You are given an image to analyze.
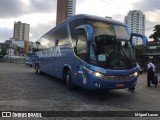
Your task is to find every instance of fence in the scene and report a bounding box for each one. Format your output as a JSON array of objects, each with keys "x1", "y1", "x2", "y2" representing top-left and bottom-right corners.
[{"x1": 2, "y1": 57, "x2": 26, "y2": 64}]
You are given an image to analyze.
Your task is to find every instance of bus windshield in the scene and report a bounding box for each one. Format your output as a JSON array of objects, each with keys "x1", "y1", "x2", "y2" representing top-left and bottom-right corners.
[{"x1": 88, "y1": 20, "x2": 136, "y2": 69}]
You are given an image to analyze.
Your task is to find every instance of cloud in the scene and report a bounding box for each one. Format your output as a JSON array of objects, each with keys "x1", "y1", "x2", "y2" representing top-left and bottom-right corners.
[
  {"x1": 0, "y1": 0, "x2": 57, "y2": 42},
  {"x1": 0, "y1": 0, "x2": 57, "y2": 18},
  {"x1": 0, "y1": 28, "x2": 12, "y2": 42},
  {"x1": 145, "y1": 10, "x2": 160, "y2": 23},
  {"x1": 1, "y1": 0, "x2": 160, "y2": 43},
  {"x1": 0, "y1": 0, "x2": 22, "y2": 18},
  {"x1": 129, "y1": 0, "x2": 160, "y2": 40},
  {"x1": 30, "y1": 0, "x2": 57, "y2": 13},
  {"x1": 112, "y1": 14, "x2": 125, "y2": 23},
  {"x1": 18, "y1": 12, "x2": 56, "y2": 27},
  {"x1": 131, "y1": 0, "x2": 160, "y2": 12},
  {"x1": 30, "y1": 21, "x2": 56, "y2": 42}
]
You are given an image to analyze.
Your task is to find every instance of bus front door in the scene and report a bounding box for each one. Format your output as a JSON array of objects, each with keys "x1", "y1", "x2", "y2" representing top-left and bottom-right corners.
[
  {"x1": 74, "y1": 31, "x2": 89, "y2": 86},
  {"x1": 73, "y1": 58, "x2": 88, "y2": 86}
]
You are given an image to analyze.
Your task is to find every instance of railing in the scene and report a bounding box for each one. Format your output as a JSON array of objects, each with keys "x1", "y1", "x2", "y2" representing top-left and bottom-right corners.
[{"x1": 2, "y1": 57, "x2": 26, "y2": 64}]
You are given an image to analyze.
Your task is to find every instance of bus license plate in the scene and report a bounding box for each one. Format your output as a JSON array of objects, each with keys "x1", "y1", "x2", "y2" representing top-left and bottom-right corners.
[{"x1": 116, "y1": 83, "x2": 124, "y2": 87}]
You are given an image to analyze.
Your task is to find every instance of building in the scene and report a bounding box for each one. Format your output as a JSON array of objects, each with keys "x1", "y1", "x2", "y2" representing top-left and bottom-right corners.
[
  {"x1": 56, "y1": 0, "x2": 76, "y2": 25},
  {"x1": 136, "y1": 41, "x2": 160, "y2": 72},
  {"x1": 4, "y1": 39, "x2": 24, "y2": 56},
  {"x1": 124, "y1": 10, "x2": 145, "y2": 45},
  {"x1": 13, "y1": 21, "x2": 30, "y2": 41},
  {"x1": 13, "y1": 21, "x2": 30, "y2": 53}
]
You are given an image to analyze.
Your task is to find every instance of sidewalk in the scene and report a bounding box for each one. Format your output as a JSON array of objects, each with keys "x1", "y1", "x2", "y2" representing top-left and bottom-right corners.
[{"x1": 137, "y1": 72, "x2": 160, "y2": 85}]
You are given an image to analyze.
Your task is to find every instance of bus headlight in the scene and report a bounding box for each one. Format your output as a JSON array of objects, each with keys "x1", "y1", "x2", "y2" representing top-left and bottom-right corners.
[
  {"x1": 93, "y1": 72, "x2": 107, "y2": 79},
  {"x1": 94, "y1": 72, "x2": 102, "y2": 77},
  {"x1": 133, "y1": 72, "x2": 138, "y2": 77},
  {"x1": 83, "y1": 66, "x2": 106, "y2": 78}
]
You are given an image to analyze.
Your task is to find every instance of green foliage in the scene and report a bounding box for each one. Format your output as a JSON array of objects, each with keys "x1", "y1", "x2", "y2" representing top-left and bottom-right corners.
[
  {"x1": 135, "y1": 45, "x2": 147, "y2": 55},
  {"x1": 0, "y1": 46, "x2": 7, "y2": 56},
  {"x1": 149, "y1": 25, "x2": 160, "y2": 43}
]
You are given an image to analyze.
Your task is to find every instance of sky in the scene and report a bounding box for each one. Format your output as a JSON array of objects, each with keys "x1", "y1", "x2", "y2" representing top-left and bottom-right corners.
[{"x1": 0, "y1": 0, "x2": 160, "y2": 43}]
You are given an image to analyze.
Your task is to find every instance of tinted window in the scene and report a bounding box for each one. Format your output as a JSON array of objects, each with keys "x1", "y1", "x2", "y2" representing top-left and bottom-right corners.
[
  {"x1": 69, "y1": 19, "x2": 86, "y2": 47},
  {"x1": 54, "y1": 25, "x2": 69, "y2": 46},
  {"x1": 38, "y1": 24, "x2": 69, "y2": 49},
  {"x1": 114, "y1": 25, "x2": 130, "y2": 40}
]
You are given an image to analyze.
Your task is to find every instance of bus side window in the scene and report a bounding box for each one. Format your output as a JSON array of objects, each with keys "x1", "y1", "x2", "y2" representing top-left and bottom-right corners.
[{"x1": 76, "y1": 32, "x2": 88, "y2": 61}]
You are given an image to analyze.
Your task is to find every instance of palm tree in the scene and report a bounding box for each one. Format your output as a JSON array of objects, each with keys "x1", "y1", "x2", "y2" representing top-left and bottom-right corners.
[{"x1": 149, "y1": 25, "x2": 160, "y2": 43}]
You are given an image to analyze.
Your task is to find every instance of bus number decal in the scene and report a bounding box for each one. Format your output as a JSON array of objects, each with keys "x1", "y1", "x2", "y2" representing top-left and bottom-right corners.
[
  {"x1": 82, "y1": 75, "x2": 87, "y2": 84},
  {"x1": 78, "y1": 65, "x2": 83, "y2": 74}
]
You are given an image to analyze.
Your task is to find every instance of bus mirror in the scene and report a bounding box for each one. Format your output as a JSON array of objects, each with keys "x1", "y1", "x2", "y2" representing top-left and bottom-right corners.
[
  {"x1": 130, "y1": 33, "x2": 148, "y2": 47},
  {"x1": 76, "y1": 24, "x2": 93, "y2": 42}
]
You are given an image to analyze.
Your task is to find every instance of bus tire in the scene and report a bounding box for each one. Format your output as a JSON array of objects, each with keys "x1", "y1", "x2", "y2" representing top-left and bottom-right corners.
[
  {"x1": 64, "y1": 69, "x2": 75, "y2": 90},
  {"x1": 128, "y1": 87, "x2": 135, "y2": 92},
  {"x1": 34, "y1": 62, "x2": 37, "y2": 69},
  {"x1": 36, "y1": 64, "x2": 41, "y2": 74},
  {"x1": 131, "y1": 87, "x2": 135, "y2": 92}
]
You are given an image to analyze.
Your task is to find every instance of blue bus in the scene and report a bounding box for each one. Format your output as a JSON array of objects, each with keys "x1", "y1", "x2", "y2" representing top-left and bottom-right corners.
[{"x1": 34, "y1": 14, "x2": 147, "y2": 91}]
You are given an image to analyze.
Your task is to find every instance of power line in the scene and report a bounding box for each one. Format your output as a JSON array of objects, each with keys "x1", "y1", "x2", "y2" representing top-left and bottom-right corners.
[
  {"x1": 146, "y1": 0, "x2": 160, "y2": 10},
  {"x1": 100, "y1": 0, "x2": 122, "y2": 11}
]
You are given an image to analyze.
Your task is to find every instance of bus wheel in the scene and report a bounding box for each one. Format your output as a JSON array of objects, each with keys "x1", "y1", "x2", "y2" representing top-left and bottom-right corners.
[
  {"x1": 35, "y1": 66, "x2": 38, "y2": 74},
  {"x1": 36, "y1": 65, "x2": 41, "y2": 74},
  {"x1": 128, "y1": 87, "x2": 135, "y2": 92},
  {"x1": 64, "y1": 69, "x2": 75, "y2": 90},
  {"x1": 131, "y1": 87, "x2": 135, "y2": 92}
]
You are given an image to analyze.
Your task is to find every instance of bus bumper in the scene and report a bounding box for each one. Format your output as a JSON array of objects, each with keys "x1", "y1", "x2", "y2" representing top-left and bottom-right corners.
[{"x1": 82, "y1": 74, "x2": 137, "y2": 91}]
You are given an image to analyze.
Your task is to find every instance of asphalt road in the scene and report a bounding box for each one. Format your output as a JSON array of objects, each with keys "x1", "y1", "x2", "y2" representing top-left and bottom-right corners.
[{"x1": 0, "y1": 63, "x2": 160, "y2": 120}]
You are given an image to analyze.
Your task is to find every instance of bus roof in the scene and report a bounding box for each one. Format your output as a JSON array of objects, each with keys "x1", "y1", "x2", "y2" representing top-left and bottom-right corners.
[
  {"x1": 40, "y1": 14, "x2": 126, "y2": 39},
  {"x1": 67, "y1": 14, "x2": 126, "y2": 26}
]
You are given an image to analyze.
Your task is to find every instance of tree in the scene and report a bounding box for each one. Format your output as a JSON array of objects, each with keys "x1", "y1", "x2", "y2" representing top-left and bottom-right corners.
[
  {"x1": 0, "y1": 46, "x2": 7, "y2": 56},
  {"x1": 149, "y1": 25, "x2": 160, "y2": 43},
  {"x1": 135, "y1": 45, "x2": 146, "y2": 55}
]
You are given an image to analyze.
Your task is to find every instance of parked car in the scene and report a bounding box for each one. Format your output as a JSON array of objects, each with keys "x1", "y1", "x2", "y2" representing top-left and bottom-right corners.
[
  {"x1": 25, "y1": 57, "x2": 32, "y2": 67},
  {"x1": 26, "y1": 55, "x2": 39, "y2": 67}
]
